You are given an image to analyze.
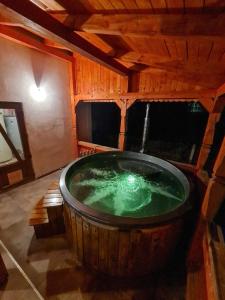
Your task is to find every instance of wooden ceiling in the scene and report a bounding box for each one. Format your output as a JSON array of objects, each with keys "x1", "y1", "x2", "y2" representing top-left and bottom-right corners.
[{"x1": 1, "y1": 0, "x2": 225, "y2": 91}]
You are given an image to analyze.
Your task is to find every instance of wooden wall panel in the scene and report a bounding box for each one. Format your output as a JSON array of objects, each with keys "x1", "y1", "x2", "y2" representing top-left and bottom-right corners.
[
  {"x1": 133, "y1": 72, "x2": 203, "y2": 93},
  {"x1": 74, "y1": 54, "x2": 204, "y2": 95},
  {"x1": 74, "y1": 54, "x2": 128, "y2": 95}
]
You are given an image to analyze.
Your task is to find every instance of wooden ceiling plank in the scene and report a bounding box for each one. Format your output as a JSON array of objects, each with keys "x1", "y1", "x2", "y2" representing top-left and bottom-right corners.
[
  {"x1": 208, "y1": 42, "x2": 225, "y2": 62},
  {"x1": 164, "y1": 39, "x2": 177, "y2": 58},
  {"x1": 136, "y1": 67, "x2": 224, "y2": 89},
  {"x1": 0, "y1": 1, "x2": 129, "y2": 76},
  {"x1": 198, "y1": 40, "x2": 214, "y2": 63},
  {"x1": 120, "y1": 0, "x2": 138, "y2": 10},
  {"x1": 85, "y1": 0, "x2": 104, "y2": 10},
  {"x1": 175, "y1": 40, "x2": 187, "y2": 61},
  {"x1": 185, "y1": 0, "x2": 204, "y2": 13},
  {"x1": 151, "y1": 0, "x2": 168, "y2": 13},
  {"x1": 188, "y1": 39, "x2": 199, "y2": 63},
  {"x1": 97, "y1": 0, "x2": 114, "y2": 10},
  {"x1": 69, "y1": 13, "x2": 225, "y2": 40},
  {"x1": 108, "y1": 0, "x2": 126, "y2": 11},
  {"x1": 166, "y1": 0, "x2": 184, "y2": 13},
  {"x1": 135, "y1": 0, "x2": 153, "y2": 10}
]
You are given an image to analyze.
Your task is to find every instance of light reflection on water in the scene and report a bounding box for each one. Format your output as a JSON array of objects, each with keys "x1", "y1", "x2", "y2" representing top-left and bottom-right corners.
[{"x1": 68, "y1": 158, "x2": 185, "y2": 218}]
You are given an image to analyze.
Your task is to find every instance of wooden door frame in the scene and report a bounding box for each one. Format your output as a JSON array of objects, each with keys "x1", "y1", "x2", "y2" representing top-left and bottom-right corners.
[{"x1": 0, "y1": 101, "x2": 34, "y2": 189}]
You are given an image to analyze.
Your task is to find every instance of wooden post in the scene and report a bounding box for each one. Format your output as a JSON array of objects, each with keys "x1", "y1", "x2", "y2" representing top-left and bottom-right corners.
[
  {"x1": 188, "y1": 136, "x2": 225, "y2": 269},
  {"x1": 69, "y1": 56, "x2": 78, "y2": 158},
  {"x1": 196, "y1": 113, "x2": 221, "y2": 170},
  {"x1": 118, "y1": 100, "x2": 127, "y2": 151},
  {"x1": 202, "y1": 136, "x2": 225, "y2": 221}
]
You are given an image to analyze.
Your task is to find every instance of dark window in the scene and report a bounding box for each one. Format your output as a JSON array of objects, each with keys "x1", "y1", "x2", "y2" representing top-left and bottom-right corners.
[
  {"x1": 126, "y1": 102, "x2": 208, "y2": 163},
  {"x1": 77, "y1": 102, "x2": 120, "y2": 148}
]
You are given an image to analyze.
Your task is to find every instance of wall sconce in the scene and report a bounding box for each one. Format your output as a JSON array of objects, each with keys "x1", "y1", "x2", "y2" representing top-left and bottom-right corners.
[{"x1": 30, "y1": 84, "x2": 46, "y2": 102}]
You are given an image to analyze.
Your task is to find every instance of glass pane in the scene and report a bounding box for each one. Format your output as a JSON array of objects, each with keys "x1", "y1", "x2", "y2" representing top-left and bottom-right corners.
[{"x1": 0, "y1": 108, "x2": 24, "y2": 167}]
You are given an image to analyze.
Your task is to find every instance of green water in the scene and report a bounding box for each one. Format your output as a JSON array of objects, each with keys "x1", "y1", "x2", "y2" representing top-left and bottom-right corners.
[{"x1": 68, "y1": 157, "x2": 186, "y2": 218}]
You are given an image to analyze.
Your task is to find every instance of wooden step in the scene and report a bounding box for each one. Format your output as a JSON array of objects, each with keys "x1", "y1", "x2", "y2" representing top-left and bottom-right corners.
[
  {"x1": 48, "y1": 181, "x2": 60, "y2": 190},
  {"x1": 29, "y1": 180, "x2": 65, "y2": 238},
  {"x1": 28, "y1": 203, "x2": 49, "y2": 226}
]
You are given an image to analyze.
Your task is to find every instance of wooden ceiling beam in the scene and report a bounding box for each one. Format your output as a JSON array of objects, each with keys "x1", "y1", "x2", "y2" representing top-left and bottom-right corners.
[
  {"x1": 0, "y1": 25, "x2": 73, "y2": 62},
  {"x1": 0, "y1": 1, "x2": 130, "y2": 76},
  {"x1": 74, "y1": 90, "x2": 216, "y2": 101},
  {"x1": 55, "y1": 13, "x2": 225, "y2": 40}
]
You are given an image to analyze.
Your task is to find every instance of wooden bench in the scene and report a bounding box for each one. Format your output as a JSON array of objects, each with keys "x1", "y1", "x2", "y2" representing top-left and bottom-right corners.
[{"x1": 29, "y1": 181, "x2": 65, "y2": 238}]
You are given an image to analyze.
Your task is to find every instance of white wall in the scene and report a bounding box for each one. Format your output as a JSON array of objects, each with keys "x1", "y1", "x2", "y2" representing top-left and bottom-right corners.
[{"x1": 0, "y1": 36, "x2": 74, "y2": 177}]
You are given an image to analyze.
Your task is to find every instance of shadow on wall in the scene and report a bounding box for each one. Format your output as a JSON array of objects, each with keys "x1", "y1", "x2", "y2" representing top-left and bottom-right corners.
[{"x1": 30, "y1": 48, "x2": 48, "y2": 88}]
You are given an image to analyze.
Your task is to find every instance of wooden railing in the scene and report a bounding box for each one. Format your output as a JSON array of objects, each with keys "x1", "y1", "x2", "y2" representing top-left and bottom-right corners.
[{"x1": 78, "y1": 141, "x2": 118, "y2": 157}]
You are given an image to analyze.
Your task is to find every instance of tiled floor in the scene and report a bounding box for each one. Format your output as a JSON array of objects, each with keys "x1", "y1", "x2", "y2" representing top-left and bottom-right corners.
[
  {"x1": 0, "y1": 241, "x2": 43, "y2": 300},
  {"x1": 0, "y1": 172, "x2": 186, "y2": 299}
]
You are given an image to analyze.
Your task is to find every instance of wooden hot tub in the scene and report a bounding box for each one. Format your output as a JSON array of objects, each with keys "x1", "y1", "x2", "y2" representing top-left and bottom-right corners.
[{"x1": 60, "y1": 151, "x2": 191, "y2": 276}]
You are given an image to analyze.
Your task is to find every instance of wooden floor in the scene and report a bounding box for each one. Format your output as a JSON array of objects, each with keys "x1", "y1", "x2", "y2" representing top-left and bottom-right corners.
[{"x1": 0, "y1": 172, "x2": 186, "y2": 299}]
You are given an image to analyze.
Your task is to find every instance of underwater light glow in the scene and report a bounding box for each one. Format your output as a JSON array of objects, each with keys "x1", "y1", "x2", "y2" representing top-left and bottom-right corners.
[{"x1": 127, "y1": 175, "x2": 135, "y2": 184}]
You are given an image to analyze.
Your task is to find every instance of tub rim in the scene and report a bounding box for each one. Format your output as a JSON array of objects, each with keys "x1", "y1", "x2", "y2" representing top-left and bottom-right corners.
[{"x1": 60, "y1": 151, "x2": 191, "y2": 228}]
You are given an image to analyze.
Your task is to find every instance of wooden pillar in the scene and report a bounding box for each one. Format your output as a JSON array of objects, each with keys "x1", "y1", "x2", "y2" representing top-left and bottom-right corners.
[
  {"x1": 118, "y1": 100, "x2": 127, "y2": 151},
  {"x1": 188, "y1": 136, "x2": 225, "y2": 269},
  {"x1": 196, "y1": 112, "x2": 221, "y2": 170},
  {"x1": 202, "y1": 136, "x2": 225, "y2": 221},
  {"x1": 69, "y1": 56, "x2": 78, "y2": 158}
]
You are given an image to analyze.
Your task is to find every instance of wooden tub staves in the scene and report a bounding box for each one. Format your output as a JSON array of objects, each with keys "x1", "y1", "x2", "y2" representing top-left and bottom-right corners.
[{"x1": 64, "y1": 202, "x2": 183, "y2": 276}]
